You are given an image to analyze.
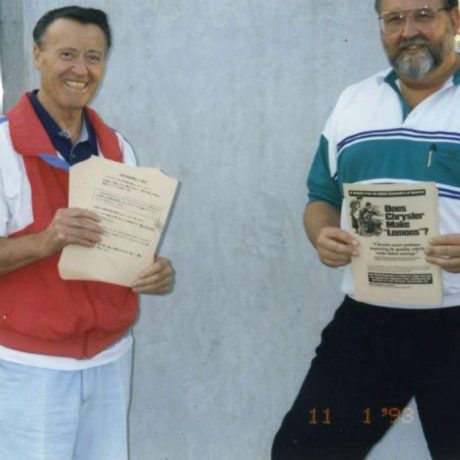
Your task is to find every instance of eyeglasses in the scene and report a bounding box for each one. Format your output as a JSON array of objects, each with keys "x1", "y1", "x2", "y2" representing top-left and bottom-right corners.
[{"x1": 378, "y1": 6, "x2": 447, "y2": 34}]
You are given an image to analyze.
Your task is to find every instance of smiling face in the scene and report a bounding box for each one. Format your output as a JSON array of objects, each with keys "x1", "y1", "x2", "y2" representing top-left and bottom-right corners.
[
  {"x1": 33, "y1": 18, "x2": 107, "y2": 123},
  {"x1": 380, "y1": 0, "x2": 459, "y2": 81}
]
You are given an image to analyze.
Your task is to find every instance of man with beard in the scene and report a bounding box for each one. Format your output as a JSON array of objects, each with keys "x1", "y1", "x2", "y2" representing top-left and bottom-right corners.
[{"x1": 272, "y1": 1, "x2": 460, "y2": 459}]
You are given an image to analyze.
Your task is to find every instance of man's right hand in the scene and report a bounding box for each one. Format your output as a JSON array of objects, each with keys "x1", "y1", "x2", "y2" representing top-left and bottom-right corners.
[
  {"x1": 0, "y1": 208, "x2": 103, "y2": 276},
  {"x1": 315, "y1": 227, "x2": 359, "y2": 267},
  {"x1": 304, "y1": 201, "x2": 359, "y2": 268},
  {"x1": 40, "y1": 208, "x2": 104, "y2": 256}
]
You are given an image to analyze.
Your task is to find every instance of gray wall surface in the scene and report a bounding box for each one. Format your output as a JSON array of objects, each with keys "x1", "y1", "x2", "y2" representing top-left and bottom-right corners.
[{"x1": 0, "y1": 0, "x2": 433, "y2": 459}]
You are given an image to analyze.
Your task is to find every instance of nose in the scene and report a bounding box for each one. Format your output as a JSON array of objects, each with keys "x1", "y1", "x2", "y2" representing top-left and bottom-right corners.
[
  {"x1": 71, "y1": 56, "x2": 89, "y2": 75},
  {"x1": 400, "y1": 14, "x2": 419, "y2": 38}
]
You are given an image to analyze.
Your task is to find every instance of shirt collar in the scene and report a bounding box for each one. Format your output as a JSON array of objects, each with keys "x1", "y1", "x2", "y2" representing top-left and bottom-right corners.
[
  {"x1": 383, "y1": 70, "x2": 411, "y2": 120},
  {"x1": 453, "y1": 66, "x2": 460, "y2": 85},
  {"x1": 28, "y1": 90, "x2": 98, "y2": 153},
  {"x1": 382, "y1": 65, "x2": 460, "y2": 120}
]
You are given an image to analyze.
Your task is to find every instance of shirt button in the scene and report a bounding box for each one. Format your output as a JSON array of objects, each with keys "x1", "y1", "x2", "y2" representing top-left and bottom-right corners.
[{"x1": 2, "y1": 313, "x2": 7, "y2": 320}]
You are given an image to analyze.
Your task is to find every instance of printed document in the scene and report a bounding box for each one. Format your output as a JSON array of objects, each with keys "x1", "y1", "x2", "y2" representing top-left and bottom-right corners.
[
  {"x1": 58, "y1": 156, "x2": 178, "y2": 287},
  {"x1": 344, "y1": 182, "x2": 442, "y2": 305}
]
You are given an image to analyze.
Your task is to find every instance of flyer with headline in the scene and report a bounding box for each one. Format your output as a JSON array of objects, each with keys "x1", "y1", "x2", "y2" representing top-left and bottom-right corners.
[{"x1": 344, "y1": 182, "x2": 442, "y2": 305}]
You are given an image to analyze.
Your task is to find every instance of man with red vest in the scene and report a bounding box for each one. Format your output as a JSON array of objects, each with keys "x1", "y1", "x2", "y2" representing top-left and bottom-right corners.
[{"x1": 0, "y1": 6, "x2": 173, "y2": 460}]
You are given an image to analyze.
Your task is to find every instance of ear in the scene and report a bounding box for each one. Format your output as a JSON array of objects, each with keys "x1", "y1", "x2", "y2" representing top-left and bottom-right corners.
[
  {"x1": 32, "y1": 43, "x2": 42, "y2": 70},
  {"x1": 449, "y1": 7, "x2": 460, "y2": 34}
]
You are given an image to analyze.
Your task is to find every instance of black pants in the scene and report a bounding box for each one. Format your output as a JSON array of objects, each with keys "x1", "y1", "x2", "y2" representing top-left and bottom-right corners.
[{"x1": 272, "y1": 296, "x2": 460, "y2": 460}]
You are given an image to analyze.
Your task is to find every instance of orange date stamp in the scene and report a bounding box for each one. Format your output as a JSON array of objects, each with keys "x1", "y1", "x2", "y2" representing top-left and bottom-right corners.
[{"x1": 308, "y1": 407, "x2": 415, "y2": 425}]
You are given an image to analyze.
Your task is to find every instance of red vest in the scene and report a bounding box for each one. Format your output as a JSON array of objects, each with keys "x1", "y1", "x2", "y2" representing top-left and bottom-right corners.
[{"x1": 0, "y1": 94, "x2": 139, "y2": 359}]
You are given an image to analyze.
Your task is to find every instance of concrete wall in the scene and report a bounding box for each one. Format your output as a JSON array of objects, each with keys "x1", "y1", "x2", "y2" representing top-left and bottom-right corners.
[
  {"x1": 0, "y1": 1, "x2": 433, "y2": 459},
  {"x1": 0, "y1": 0, "x2": 27, "y2": 111}
]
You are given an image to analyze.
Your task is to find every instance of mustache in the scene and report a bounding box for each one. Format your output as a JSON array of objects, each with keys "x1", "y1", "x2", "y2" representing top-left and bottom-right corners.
[{"x1": 398, "y1": 37, "x2": 431, "y2": 51}]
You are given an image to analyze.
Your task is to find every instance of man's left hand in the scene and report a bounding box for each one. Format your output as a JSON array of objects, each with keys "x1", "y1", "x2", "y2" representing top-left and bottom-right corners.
[
  {"x1": 132, "y1": 256, "x2": 174, "y2": 294},
  {"x1": 425, "y1": 234, "x2": 460, "y2": 272}
]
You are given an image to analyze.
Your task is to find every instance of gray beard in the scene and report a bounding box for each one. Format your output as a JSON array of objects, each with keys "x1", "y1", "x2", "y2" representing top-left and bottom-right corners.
[
  {"x1": 393, "y1": 49, "x2": 435, "y2": 80},
  {"x1": 389, "y1": 31, "x2": 455, "y2": 80}
]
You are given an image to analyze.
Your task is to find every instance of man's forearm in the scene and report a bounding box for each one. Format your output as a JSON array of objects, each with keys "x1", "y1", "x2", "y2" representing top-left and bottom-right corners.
[
  {"x1": 0, "y1": 208, "x2": 104, "y2": 276},
  {"x1": 0, "y1": 233, "x2": 50, "y2": 275},
  {"x1": 304, "y1": 201, "x2": 357, "y2": 267},
  {"x1": 304, "y1": 201, "x2": 341, "y2": 247}
]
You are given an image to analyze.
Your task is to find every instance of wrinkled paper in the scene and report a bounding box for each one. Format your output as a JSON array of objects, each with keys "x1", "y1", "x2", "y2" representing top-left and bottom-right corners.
[{"x1": 59, "y1": 156, "x2": 178, "y2": 287}]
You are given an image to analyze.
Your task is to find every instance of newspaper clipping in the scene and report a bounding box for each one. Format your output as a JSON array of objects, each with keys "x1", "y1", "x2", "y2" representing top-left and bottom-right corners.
[{"x1": 344, "y1": 182, "x2": 442, "y2": 305}]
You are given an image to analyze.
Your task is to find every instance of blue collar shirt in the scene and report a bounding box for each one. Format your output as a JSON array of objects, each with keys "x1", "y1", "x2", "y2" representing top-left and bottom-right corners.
[{"x1": 28, "y1": 91, "x2": 99, "y2": 166}]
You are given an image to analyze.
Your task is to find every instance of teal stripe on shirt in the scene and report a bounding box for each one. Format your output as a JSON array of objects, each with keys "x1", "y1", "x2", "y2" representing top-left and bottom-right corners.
[
  {"x1": 336, "y1": 138, "x2": 460, "y2": 191},
  {"x1": 307, "y1": 135, "x2": 342, "y2": 209},
  {"x1": 307, "y1": 135, "x2": 460, "y2": 207}
]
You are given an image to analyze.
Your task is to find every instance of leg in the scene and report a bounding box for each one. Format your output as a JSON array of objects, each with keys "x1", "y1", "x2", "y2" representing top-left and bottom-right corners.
[
  {"x1": 416, "y1": 384, "x2": 460, "y2": 460},
  {"x1": 72, "y1": 348, "x2": 133, "y2": 460},
  {"x1": 272, "y1": 297, "x2": 413, "y2": 460},
  {"x1": 0, "y1": 359, "x2": 81, "y2": 460},
  {"x1": 414, "y1": 307, "x2": 460, "y2": 460}
]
